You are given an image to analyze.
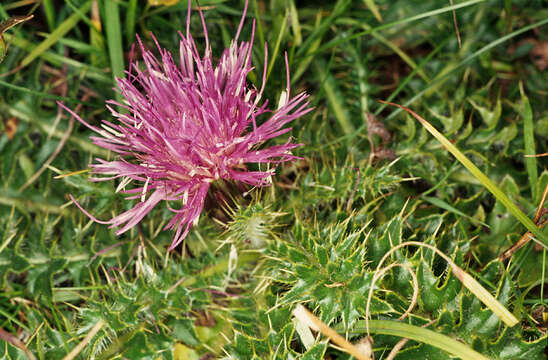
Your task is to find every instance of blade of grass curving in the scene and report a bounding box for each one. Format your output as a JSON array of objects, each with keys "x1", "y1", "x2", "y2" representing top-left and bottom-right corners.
[
  {"x1": 338, "y1": 18, "x2": 429, "y2": 81},
  {"x1": 384, "y1": 17, "x2": 548, "y2": 121},
  {"x1": 296, "y1": 0, "x2": 351, "y2": 57},
  {"x1": 316, "y1": 37, "x2": 448, "y2": 149},
  {"x1": 380, "y1": 101, "x2": 548, "y2": 247},
  {"x1": 362, "y1": 0, "x2": 382, "y2": 22},
  {"x1": 347, "y1": 320, "x2": 492, "y2": 360},
  {"x1": 292, "y1": 12, "x2": 322, "y2": 84},
  {"x1": 321, "y1": 17, "x2": 548, "y2": 149},
  {"x1": 520, "y1": 83, "x2": 537, "y2": 201},
  {"x1": 314, "y1": 58, "x2": 354, "y2": 135},
  {"x1": 288, "y1": 0, "x2": 302, "y2": 46},
  {"x1": 313, "y1": 0, "x2": 486, "y2": 57},
  {"x1": 370, "y1": 241, "x2": 518, "y2": 327},
  {"x1": 422, "y1": 195, "x2": 488, "y2": 227},
  {"x1": 0, "y1": 79, "x2": 99, "y2": 106},
  {"x1": 4, "y1": 33, "x2": 110, "y2": 83},
  {"x1": 20, "y1": 1, "x2": 92, "y2": 68}
]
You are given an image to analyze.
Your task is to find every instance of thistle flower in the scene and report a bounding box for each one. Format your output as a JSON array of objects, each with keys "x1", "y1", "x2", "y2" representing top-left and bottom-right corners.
[{"x1": 60, "y1": 1, "x2": 311, "y2": 250}]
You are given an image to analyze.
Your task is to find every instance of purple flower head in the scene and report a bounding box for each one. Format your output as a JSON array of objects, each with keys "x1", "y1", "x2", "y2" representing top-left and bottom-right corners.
[{"x1": 60, "y1": 1, "x2": 311, "y2": 250}]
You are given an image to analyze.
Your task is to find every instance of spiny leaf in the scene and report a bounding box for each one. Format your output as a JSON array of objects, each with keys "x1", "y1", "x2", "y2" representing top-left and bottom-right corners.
[{"x1": 380, "y1": 101, "x2": 548, "y2": 248}]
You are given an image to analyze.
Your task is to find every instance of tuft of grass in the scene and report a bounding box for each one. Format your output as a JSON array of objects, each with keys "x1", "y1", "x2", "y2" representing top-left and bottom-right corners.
[{"x1": 0, "y1": 0, "x2": 547, "y2": 359}]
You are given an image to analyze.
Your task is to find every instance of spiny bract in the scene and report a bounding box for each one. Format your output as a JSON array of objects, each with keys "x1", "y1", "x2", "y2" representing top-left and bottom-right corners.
[{"x1": 61, "y1": 1, "x2": 311, "y2": 250}]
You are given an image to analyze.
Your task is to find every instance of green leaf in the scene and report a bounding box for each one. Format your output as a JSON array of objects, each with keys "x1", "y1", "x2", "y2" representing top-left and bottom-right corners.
[
  {"x1": 488, "y1": 123, "x2": 517, "y2": 156},
  {"x1": 17, "y1": 153, "x2": 34, "y2": 181},
  {"x1": 422, "y1": 195, "x2": 488, "y2": 227},
  {"x1": 534, "y1": 116, "x2": 548, "y2": 137},
  {"x1": 429, "y1": 107, "x2": 464, "y2": 136},
  {"x1": 301, "y1": 343, "x2": 327, "y2": 359},
  {"x1": 517, "y1": 251, "x2": 548, "y2": 287},
  {"x1": 20, "y1": 1, "x2": 92, "y2": 68},
  {"x1": 469, "y1": 98, "x2": 501, "y2": 130},
  {"x1": 28, "y1": 258, "x2": 68, "y2": 300},
  {"x1": 104, "y1": 0, "x2": 125, "y2": 81},
  {"x1": 313, "y1": 59, "x2": 355, "y2": 135},
  {"x1": 349, "y1": 320, "x2": 492, "y2": 360},
  {"x1": 521, "y1": 88, "x2": 538, "y2": 200},
  {"x1": 123, "y1": 332, "x2": 151, "y2": 359},
  {"x1": 173, "y1": 343, "x2": 199, "y2": 360},
  {"x1": 172, "y1": 319, "x2": 200, "y2": 347}
]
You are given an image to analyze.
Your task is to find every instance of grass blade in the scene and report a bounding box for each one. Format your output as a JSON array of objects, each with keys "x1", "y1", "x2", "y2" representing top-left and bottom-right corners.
[
  {"x1": 380, "y1": 101, "x2": 548, "y2": 247},
  {"x1": 384, "y1": 18, "x2": 548, "y2": 122},
  {"x1": 41, "y1": 0, "x2": 56, "y2": 30},
  {"x1": 20, "y1": 1, "x2": 92, "y2": 68},
  {"x1": 90, "y1": 0, "x2": 106, "y2": 67},
  {"x1": 325, "y1": 18, "x2": 548, "y2": 148},
  {"x1": 422, "y1": 195, "x2": 488, "y2": 227},
  {"x1": 104, "y1": 0, "x2": 124, "y2": 81},
  {"x1": 104, "y1": 0, "x2": 125, "y2": 105},
  {"x1": 349, "y1": 320, "x2": 492, "y2": 360},
  {"x1": 520, "y1": 84, "x2": 537, "y2": 201},
  {"x1": 4, "y1": 33, "x2": 110, "y2": 83},
  {"x1": 265, "y1": 9, "x2": 288, "y2": 83},
  {"x1": 362, "y1": 0, "x2": 383, "y2": 22},
  {"x1": 314, "y1": 59, "x2": 354, "y2": 135},
  {"x1": 125, "y1": 0, "x2": 138, "y2": 45},
  {"x1": 296, "y1": 0, "x2": 351, "y2": 57},
  {"x1": 314, "y1": 0, "x2": 486, "y2": 56}
]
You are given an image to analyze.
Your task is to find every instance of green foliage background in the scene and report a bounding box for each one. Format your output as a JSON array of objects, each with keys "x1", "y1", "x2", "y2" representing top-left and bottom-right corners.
[{"x1": 0, "y1": 0, "x2": 546, "y2": 359}]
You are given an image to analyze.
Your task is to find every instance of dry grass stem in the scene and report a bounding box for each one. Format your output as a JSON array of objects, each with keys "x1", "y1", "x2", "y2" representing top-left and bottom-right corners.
[
  {"x1": 385, "y1": 319, "x2": 437, "y2": 360},
  {"x1": 369, "y1": 241, "x2": 519, "y2": 328},
  {"x1": 499, "y1": 182, "x2": 548, "y2": 260},
  {"x1": 61, "y1": 319, "x2": 105, "y2": 360},
  {"x1": 293, "y1": 304, "x2": 372, "y2": 360},
  {"x1": 365, "y1": 262, "x2": 418, "y2": 336},
  {"x1": 0, "y1": 326, "x2": 36, "y2": 360}
]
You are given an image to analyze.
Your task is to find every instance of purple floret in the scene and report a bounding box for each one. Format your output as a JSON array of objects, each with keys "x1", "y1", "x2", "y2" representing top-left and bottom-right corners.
[{"x1": 60, "y1": 0, "x2": 311, "y2": 250}]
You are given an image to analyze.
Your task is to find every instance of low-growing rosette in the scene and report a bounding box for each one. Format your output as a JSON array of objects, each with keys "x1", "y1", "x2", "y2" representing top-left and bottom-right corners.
[{"x1": 61, "y1": 1, "x2": 311, "y2": 250}]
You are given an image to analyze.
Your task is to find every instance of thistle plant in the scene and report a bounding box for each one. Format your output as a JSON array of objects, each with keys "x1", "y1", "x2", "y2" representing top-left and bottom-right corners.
[
  {"x1": 1, "y1": 1, "x2": 547, "y2": 359},
  {"x1": 60, "y1": 0, "x2": 311, "y2": 250}
]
